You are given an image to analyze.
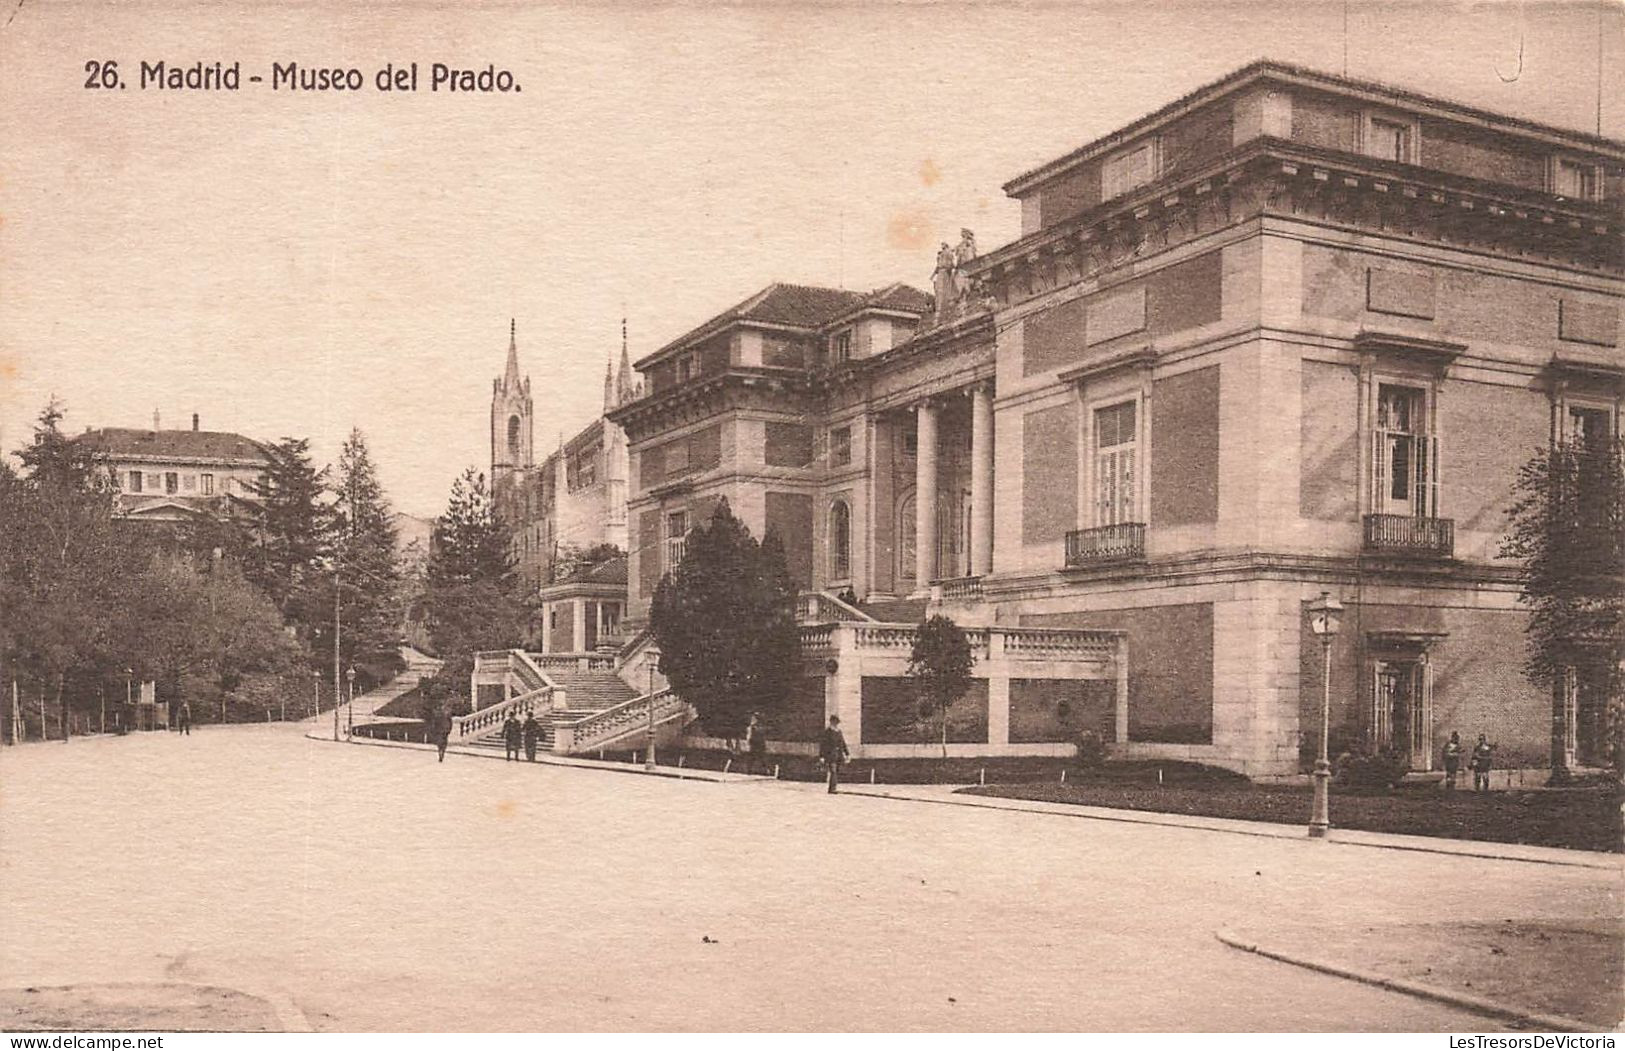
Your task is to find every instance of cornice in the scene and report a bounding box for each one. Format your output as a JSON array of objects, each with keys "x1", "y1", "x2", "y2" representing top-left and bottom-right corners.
[{"x1": 973, "y1": 140, "x2": 1622, "y2": 316}]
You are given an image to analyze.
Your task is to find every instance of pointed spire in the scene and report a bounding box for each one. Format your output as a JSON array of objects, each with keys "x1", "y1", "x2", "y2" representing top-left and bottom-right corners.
[
  {"x1": 502, "y1": 317, "x2": 522, "y2": 390},
  {"x1": 616, "y1": 312, "x2": 634, "y2": 405}
]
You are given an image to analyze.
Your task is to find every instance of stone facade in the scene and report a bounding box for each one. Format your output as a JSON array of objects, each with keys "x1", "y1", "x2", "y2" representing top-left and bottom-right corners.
[{"x1": 598, "y1": 62, "x2": 1622, "y2": 774}]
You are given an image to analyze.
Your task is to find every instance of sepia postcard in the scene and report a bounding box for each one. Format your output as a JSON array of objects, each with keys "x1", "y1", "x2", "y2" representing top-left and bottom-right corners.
[{"x1": 1, "y1": 0, "x2": 1621, "y2": 1039}]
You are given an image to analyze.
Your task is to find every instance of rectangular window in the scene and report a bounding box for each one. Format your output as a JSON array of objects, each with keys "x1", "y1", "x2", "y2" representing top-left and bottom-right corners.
[
  {"x1": 1093, "y1": 401, "x2": 1137, "y2": 526},
  {"x1": 1366, "y1": 118, "x2": 1411, "y2": 162},
  {"x1": 1101, "y1": 141, "x2": 1156, "y2": 200},
  {"x1": 832, "y1": 330, "x2": 853, "y2": 364},
  {"x1": 1553, "y1": 158, "x2": 1600, "y2": 201},
  {"x1": 1568, "y1": 405, "x2": 1613, "y2": 448},
  {"x1": 830, "y1": 426, "x2": 852, "y2": 467},
  {"x1": 164, "y1": 472, "x2": 179, "y2": 494},
  {"x1": 677, "y1": 356, "x2": 692, "y2": 383},
  {"x1": 200, "y1": 473, "x2": 214, "y2": 495},
  {"x1": 665, "y1": 511, "x2": 689, "y2": 569},
  {"x1": 1374, "y1": 384, "x2": 1436, "y2": 516},
  {"x1": 128, "y1": 470, "x2": 143, "y2": 493}
]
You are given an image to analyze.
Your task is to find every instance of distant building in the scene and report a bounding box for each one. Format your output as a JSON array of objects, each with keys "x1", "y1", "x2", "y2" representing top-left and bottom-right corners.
[
  {"x1": 490, "y1": 320, "x2": 639, "y2": 640},
  {"x1": 82, "y1": 412, "x2": 271, "y2": 524}
]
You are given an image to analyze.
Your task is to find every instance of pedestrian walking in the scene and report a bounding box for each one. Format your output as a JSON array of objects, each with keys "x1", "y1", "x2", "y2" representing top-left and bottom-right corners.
[
  {"x1": 433, "y1": 709, "x2": 452, "y2": 763},
  {"x1": 1470, "y1": 733, "x2": 1494, "y2": 792},
  {"x1": 818, "y1": 714, "x2": 849, "y2": 794},
  {"x1": 522, "y1": 711, "x2": 540, "y2": 762},
  {"x1": 746, "y1": 712, "x2": 768, "y2": 775},
  {"x1": 1441, "y1": 731, "x2": 1462, "y2": 790},
  {"x1": 502, "y1": 711, "x2": 521, "y2": 762},
  {"x1": 178, "y1": 701, "x2": 192, "y2": 736}
]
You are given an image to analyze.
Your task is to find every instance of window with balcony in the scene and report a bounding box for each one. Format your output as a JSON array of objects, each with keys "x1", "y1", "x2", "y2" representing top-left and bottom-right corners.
[
  {"x1": 1067, "y1": 399, "x2": 1146, "y2": 567},
  {"x1": 1365, "y1": 382, "x2": 1451, "y2": 555},
  {"x1": 829, "y1": 500, "x2": 851, "y2": 580},
  {"x1": 665, "y1": 510, "x2": 689, "y2": 570},
  {"x1": 1101, "y1": 141, "x2": 1157, "y2": 200},
  {"x1": 1093, "y1": 401, "x2": 1137, "y2": 526},
  {"x1": 829, "y1": 425, "x2": 852, "y2": 467}
]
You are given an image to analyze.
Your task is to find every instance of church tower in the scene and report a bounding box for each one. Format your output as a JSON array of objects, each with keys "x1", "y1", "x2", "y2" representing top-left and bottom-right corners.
[
  {"x1": 490, "y1": 318, "x2": 533, "y2": 525},
  {"x1": 600, "y1": 317, "x2": 634, "y2": 551}
]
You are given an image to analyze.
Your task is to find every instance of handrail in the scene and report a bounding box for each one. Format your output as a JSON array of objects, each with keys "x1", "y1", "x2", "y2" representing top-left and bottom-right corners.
[
  {"x1": 554, "y1": 689, "x2": 693, "y2": 754},
  {"x1": 451, "y1": 684, "x2": 552, "y2": 739},
  {"x1": 795, "y1": 591, "x2": 874, "y2": 624}
]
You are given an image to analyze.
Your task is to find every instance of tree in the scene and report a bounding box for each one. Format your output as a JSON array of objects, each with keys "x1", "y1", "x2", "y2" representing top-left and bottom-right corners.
[
  {"x1": 648, "y1": 499, "x2": 798, "y2": 740},
  {"x1": 329, "y1": 429, "x2": 405, "y2": 687},
  {"x1": 1502, "y1": 435, "x2": 1625, "y2": 780},
  {"x1": 421, "y1": 468, "x2": 528, "y2": 693},
  {"x1": 907, "y1": 614, "x2": 975, "y2": 760},
  {"x1": 235, "y1": 437, "x2": 335, "y2": 625},
  {"x1": 15, "y1": 397, "x2": 105, "y2": 492}
]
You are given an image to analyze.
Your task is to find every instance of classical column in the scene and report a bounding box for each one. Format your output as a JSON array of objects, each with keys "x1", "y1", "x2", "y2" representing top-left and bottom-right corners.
[
  {"x1": 969, "y1": 382, "x2": 994, "y2": 577},
  {"x1": 915, "y1": 399, "x2": 939, "y2": 591}
]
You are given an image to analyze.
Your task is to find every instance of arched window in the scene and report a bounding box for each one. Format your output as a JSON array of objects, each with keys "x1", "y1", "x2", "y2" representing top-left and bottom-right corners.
[
  {"x1": 507, "y1": 415, "x2": 522, "y2": 459},
  {"x1": 829, "y1": 500, "x2": 851, "y2": 580}
]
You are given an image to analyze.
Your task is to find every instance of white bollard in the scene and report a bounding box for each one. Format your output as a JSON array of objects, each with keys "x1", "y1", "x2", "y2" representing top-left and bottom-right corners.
[
  {"x1": 723, "y1": 758, "x2": 733, "y2": 773},
  {"x1": 869, "y1": 768, "x2": 876, "y2": 784},
  {"x1": 1157, "y1": 767, "x2": 1163, "y2": 785},
  {"x1": 773, "y1": 764, "x2": 780, "y2": 780},
  {"x1": 978, "y1": 767, "x2": 985, "y2": 785},
  {"x1": 677, "y1": 755, "x2": 685, "y2": 768},
  {"x1": 1061, "y1": 769, "x2": 1067, "y2": 784}
]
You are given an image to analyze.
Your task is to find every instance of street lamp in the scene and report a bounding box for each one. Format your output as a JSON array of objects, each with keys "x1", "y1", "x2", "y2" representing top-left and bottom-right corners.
[
  {"x1": 644, "y1": 661, "x2": 656, "y2": 770},
  {"x1": 125, "y1": 667, "x2": 133, "y2": 732},
  {"x1": 346, "y1": 666, "x2": 357, "y2": 736},
  {"x1": 1307, "y1": 590, "x2": 1344, "y2": 839}
]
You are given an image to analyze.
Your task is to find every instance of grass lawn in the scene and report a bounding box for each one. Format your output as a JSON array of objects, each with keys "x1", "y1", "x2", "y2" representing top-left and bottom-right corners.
[
  {"x1": 351, "y1": 720, "x2": 430, "y2": 743},
  {"x1": 960, "y1": 777, "x2": 1624, "y2": 853}
]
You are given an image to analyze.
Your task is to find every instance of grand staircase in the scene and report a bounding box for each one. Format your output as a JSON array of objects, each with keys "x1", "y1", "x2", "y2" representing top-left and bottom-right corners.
[{"x1": 459, "y1": 652, "x2": 685, "y2": 758}]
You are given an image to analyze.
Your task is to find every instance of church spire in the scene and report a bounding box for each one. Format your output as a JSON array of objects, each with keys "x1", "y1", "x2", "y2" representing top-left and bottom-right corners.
[{"x1": 502, "y1": 317, "x2": 522, "y2": 390}]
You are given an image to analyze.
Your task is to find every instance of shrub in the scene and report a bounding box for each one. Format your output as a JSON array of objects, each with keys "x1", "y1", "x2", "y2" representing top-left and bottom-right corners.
[
  {"x1": 1074, "y1": 729, "x2": 1107, "y2": 768},
  {"x1": 1334, "y1": 746, "x2": 1408, "y2": 790}
]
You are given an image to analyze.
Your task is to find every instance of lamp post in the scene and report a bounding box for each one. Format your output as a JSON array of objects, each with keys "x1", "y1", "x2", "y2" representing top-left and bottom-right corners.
[
  {"x1": 346, "y1": 666, "x2": 357, "y2": 736},
  {"x1": 125, "y1": 667, "x2": 133, "y2": 732},
  {"x1": 1307, "y1": 590, "x2": 1344, "y2": 838},
  {"x1": 644, "y1": 662, "x2": 656, "y2": 770}
]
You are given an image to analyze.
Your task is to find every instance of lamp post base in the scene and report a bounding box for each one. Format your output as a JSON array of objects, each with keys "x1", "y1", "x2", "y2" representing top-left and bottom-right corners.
[{"x1": 1308, "y1": 759, "x2": 1332, "y2": 838}]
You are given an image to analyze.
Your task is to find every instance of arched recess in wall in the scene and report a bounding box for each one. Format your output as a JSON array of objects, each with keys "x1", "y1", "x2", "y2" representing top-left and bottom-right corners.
[
  {"x1": 507, "y1": 415, "x2": 522, "y2": 460},
  {"x1": 895, "y1": 490, "x2": 916, "y2": 592},
  {"x1": 829, "y1": 498, "x2": 852, "y2": 581}
]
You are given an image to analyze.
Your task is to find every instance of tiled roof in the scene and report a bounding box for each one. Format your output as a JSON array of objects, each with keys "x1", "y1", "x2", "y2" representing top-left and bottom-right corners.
[
  {"x1": 556, "y1": 554, "x2": 629, "y2": 587},
  {"x1": 81, "y1": 428, "x2": 270, "y2": 464},
  {"x1": 641, "y1": 282, "x2": 932, "y2": 366},
  {"x1": 1004, "y1": 59, "x2": 1625, "y2": 196}
]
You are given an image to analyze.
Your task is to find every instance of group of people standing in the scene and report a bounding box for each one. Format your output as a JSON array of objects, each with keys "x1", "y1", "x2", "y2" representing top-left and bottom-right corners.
[
  {"x1": 501, "y1": 710, "x2": 542, "y2": 762},
  {"x1": 1440, "y1": 731, "x2": 1496, "y2": 791}
]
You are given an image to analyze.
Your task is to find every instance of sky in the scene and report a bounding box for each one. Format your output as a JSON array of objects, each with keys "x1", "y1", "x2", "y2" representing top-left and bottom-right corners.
[{"x1": 1, "y1": 0, "x2": 1620, "y2": 518}]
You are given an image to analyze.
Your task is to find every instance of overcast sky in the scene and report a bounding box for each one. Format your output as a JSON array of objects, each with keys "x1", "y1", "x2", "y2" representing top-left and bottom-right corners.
[{"x1": 2, "y1": 0, "x2": 1619, "y2": 517}]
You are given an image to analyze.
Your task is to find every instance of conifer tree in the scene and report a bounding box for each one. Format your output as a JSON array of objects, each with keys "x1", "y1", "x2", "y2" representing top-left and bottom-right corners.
[
  {"x1": 422, "y1": 468, "x2": 528, "y2": 683},
  {"x1": 649, "y1": 499, "x2": 798, "y2": 739},
  {"x1": 327, "y1": 429, "x2": 405, "y2": 684}
]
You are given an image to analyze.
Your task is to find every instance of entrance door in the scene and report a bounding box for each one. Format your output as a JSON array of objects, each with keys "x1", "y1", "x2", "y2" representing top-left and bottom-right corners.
[{"x1": 1373, "y1": 659, "x2": 1431, "y2": 770}]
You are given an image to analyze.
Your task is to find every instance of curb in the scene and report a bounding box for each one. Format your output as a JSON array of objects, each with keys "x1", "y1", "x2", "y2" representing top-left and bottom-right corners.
[{"x1": 1214, "y1": 928, "x2": 1605, "y2": 1032}]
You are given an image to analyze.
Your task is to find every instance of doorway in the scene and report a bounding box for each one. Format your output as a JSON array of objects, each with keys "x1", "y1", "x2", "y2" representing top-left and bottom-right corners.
[{"x1": 1373, "y1": 658, "x2": 1432, "y2": 771}]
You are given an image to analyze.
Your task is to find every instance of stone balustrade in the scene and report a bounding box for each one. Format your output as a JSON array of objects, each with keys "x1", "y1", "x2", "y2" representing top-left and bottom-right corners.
[{"x1": 553, "y1": 689, "x2": 693, "y2": 754}]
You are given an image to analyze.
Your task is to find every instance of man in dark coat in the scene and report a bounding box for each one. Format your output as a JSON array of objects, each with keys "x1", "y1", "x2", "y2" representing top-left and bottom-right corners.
[
  {"x1": 502, "y1": 711, "x2": 522, "y2": 761},
  {"x1": 746, "y1": 712, "x2": 768, "y2": 775},
  {"x1": 432, "y1": 710, "x2": 453, "y2": 763},
  {"x1": 1471, "y1": 733, "x2": 1494, "y2": 792},
  {"x1": 522, "y1": 712, "x2": 541, "y2": 762},
  {"x1": 177, "y1": 701, "x2": 192, "y2": 736},
  {"x1": 818, "y1": 714, "x2": 849, "y2": 794}
]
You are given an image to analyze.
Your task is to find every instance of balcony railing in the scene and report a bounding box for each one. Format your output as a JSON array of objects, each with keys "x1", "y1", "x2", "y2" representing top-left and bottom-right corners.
[
  {"x1": 1064, "y1": 522, "x2": 1146, "y2": 567},
  {"x1": 1362, "y1": 514, "x2": 1454, "y2": 557}
]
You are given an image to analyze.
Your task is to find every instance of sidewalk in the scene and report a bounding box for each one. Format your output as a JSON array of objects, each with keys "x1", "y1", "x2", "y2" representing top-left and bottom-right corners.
[{"x1": 833, "y1": 782, "x2": 1621, "y2": 871}]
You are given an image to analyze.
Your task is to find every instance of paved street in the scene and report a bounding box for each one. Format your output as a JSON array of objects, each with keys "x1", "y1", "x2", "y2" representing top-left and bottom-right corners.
[{"x1": 1, "y1": 725, "x2": 1618, "y2": 1031}]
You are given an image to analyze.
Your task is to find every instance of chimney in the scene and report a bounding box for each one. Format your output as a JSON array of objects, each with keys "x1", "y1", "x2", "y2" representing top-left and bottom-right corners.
[
  {"x1": 152, "y1": 410, "x2": 161, "y2": 432},
  {"x1": 192, "y1": 413, "x2": 200, "y2": 431}
]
